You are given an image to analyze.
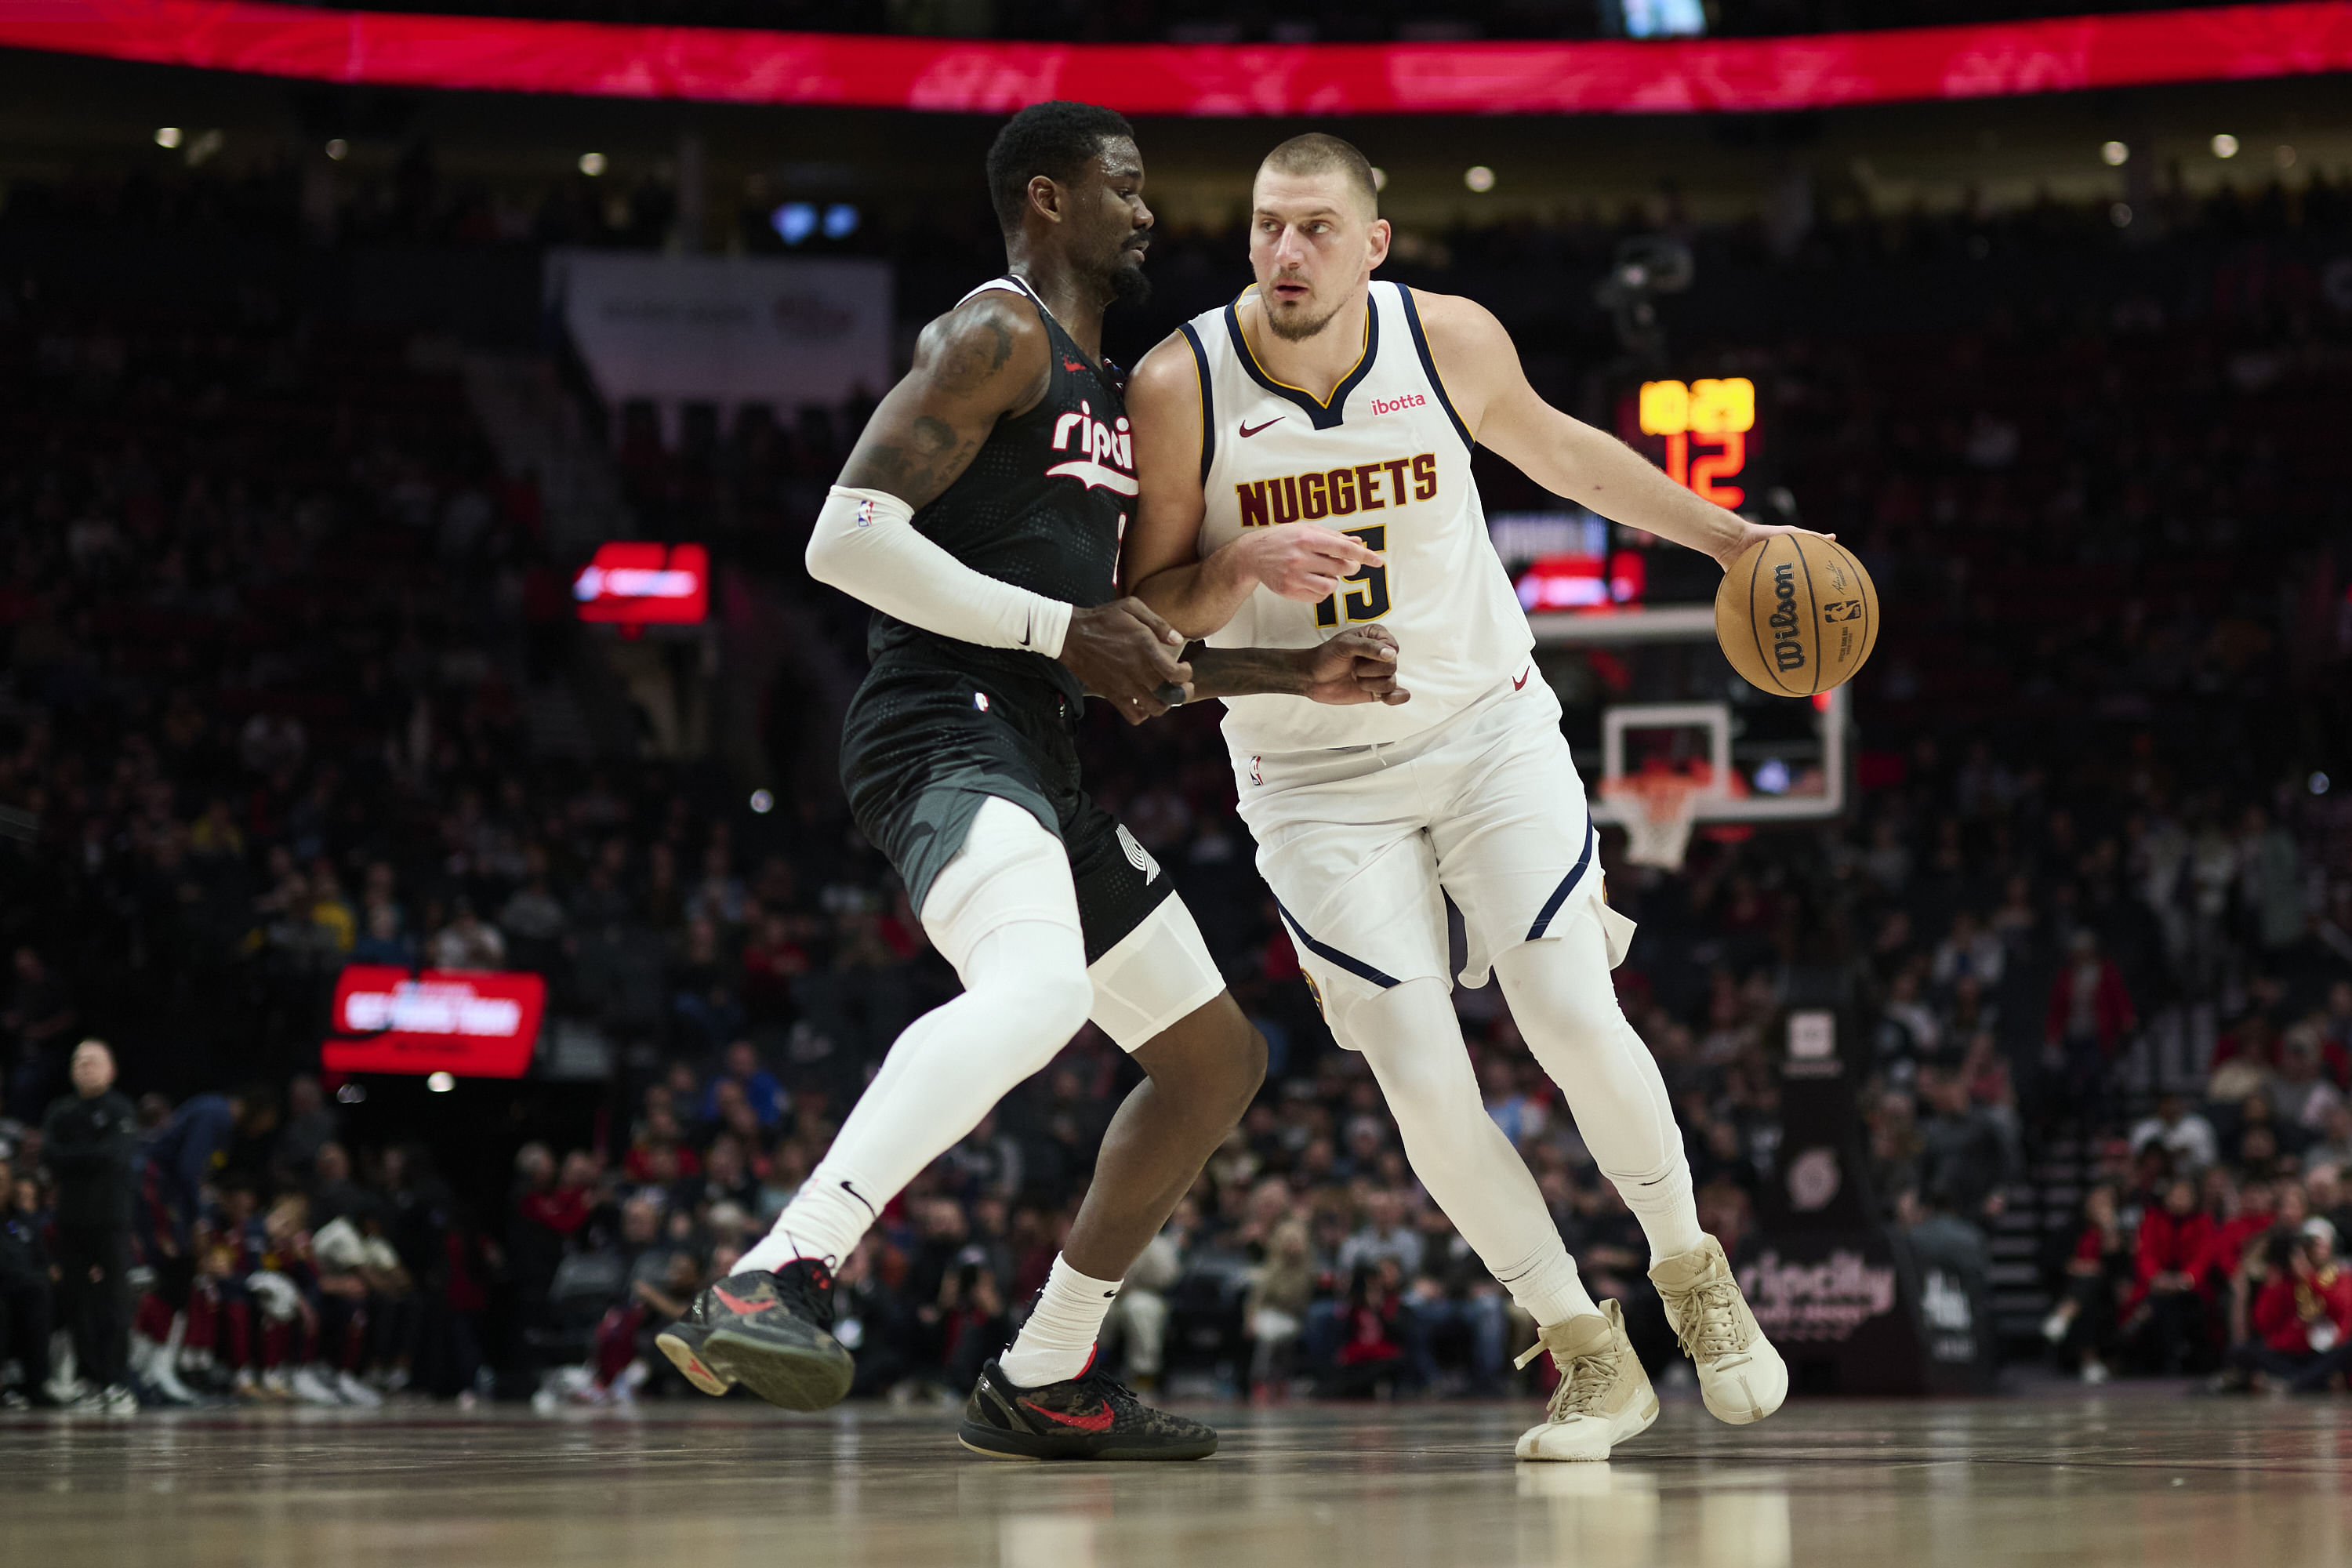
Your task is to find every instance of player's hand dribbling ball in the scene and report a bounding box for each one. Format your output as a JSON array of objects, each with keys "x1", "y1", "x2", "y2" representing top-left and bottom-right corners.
[{"x1": 1713, "y1": 534, "x2": 1878, "y2": 696}]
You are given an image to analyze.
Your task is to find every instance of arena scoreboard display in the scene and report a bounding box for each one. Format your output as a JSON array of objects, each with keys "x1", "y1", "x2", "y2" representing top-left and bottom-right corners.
[{"x1": 1633, "y1": 376, "x2": 1759, "y2": 510}]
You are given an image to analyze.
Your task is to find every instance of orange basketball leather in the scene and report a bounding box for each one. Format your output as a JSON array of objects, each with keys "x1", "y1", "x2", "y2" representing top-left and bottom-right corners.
[{"x1": 1714, "y1": 535, "x2": 1879, "y2": 696}]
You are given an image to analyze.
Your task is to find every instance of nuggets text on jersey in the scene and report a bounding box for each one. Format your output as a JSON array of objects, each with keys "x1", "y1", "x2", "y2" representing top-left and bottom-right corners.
[{"x1": 1234, "y1": 452, "x2": 1438, "y2": 527}]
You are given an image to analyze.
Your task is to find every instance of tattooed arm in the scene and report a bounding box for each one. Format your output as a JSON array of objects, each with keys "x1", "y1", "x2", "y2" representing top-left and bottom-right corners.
[
  {"x1": 806, "y1": 287, "x2": 1192, "y2": 720},
  {"x1": 836, "y1": 290, "x2": 1047, "y2": 506}
]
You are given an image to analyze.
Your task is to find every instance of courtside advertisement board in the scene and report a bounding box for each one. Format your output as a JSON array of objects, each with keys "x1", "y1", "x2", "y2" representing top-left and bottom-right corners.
[{"x1": 321, "y1": 966, "x2": 547, "y2": 1078}]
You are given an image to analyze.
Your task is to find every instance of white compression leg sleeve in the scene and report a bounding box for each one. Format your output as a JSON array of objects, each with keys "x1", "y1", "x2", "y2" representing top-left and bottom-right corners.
[
  {"x1": 1341, "y1": 978, "x2": 1598, "y2": 1328},
  {"x1": 1492, "y1": 916, "x2": 1703, "y2": 1265},
  {"x1": 739, "y1": 800, "x2": 1091, "y2": 1275}
]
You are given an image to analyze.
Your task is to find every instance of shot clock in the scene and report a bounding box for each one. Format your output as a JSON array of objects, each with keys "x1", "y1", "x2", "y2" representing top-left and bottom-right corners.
[{"x1": 1635, "y1": 376, "x2": 1759, "y2": 509}]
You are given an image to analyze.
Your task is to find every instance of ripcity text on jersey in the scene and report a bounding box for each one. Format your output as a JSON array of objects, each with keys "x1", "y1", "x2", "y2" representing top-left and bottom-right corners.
[
  {"x1": 865, "y1": 274, "x2": 1138, "y2": 713},
  {"x1": 1178, "y1": 280, "x2": 1531, "y2": 753}
]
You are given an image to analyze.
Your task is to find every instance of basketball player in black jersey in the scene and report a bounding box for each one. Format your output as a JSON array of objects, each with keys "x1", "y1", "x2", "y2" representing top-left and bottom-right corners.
[{"x1": 657, "y1": 102, "x2": 1405, "y2": 1460}]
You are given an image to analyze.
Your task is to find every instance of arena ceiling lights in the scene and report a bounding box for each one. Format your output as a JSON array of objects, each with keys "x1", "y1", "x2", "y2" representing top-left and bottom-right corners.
[{"x1": 2, "y1": 0, "x2": 2349, "y2": 113}]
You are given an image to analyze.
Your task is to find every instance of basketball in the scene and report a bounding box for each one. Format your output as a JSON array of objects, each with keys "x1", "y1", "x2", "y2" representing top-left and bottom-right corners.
[{"x1": 1713, "y1": 533, "x2": 1879, "y2": 697}]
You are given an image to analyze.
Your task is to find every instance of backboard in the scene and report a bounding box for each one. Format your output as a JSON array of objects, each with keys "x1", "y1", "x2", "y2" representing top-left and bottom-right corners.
[{"x1": 1528, "y1": 603, "x2": 1849, "y2": 826}]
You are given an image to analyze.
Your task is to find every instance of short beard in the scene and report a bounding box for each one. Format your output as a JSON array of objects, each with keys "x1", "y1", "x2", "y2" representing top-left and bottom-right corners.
[
  {"x1": 1265, "y1": 295, "x2": 1345, "y2": 343},
  {"x1": 1109, "y1": 260, "x2": 1152, "y2": 307}
]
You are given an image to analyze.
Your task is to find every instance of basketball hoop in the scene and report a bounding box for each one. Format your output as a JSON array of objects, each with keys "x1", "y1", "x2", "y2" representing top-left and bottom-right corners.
[{"x1": 1600, "y1": 768, "x2": 1711, "y2": 872}]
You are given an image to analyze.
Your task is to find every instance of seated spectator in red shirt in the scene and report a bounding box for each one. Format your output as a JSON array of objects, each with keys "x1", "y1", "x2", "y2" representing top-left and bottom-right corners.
[
  {"x1": 2220, "y1": 1219, "x2": 2352, "y2": 1393},
  {"x1": 622, "y1": 1106, "x2": 700, "y2": 1185},
  {"x1": 2042, "y1": 1184, "x2": 2136, "y2": 1383},
  {"x1": 2205, "y1": 1177, "x2": 2277, "y2": 1290},
  {"x1": 2122, "y1": 1178, "x2": 2214, "y2": 1374},
  {"x1": 1320, "y1": 1258, "x2": 1410, "y2": 1398}
]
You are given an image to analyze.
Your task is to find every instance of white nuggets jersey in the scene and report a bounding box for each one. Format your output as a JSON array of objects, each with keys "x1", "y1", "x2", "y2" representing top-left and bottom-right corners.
[{"x1": 1179, "y1": 281, "x2": 1531, "y2": 753}]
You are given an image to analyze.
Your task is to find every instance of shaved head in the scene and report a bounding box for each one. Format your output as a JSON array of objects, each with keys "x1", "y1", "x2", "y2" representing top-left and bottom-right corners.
[{"x1": 1258, "y1": 133, "x2": 1379, "y2": 220}]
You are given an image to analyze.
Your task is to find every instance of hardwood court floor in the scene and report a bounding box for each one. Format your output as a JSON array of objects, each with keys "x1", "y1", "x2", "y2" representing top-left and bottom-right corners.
[{"x1": 3, "y1": 1389, "x2": 2347, "y2": 1568}]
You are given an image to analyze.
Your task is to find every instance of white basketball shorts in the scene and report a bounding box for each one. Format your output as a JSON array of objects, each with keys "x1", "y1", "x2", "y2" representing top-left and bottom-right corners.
[{"x1": 1232, "y1": 666, "x2": 1636, "y2": 1029}]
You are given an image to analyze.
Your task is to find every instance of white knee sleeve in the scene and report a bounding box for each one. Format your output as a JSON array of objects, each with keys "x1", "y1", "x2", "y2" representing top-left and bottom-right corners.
[
  {"x1": 920, "y1": 796, "x2": 1082, "y2": 968},
  {"x1": 742, "y1": 800, "x2": 1091, "y2": 1275}
]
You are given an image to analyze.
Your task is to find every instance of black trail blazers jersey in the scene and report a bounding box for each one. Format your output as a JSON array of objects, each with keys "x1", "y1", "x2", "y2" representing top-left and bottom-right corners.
[
  {"x1": 839, "y1": 274, "x2": 1169, "y2": 943},
  {"x1": 863, "y1": 274, "x2": 1139, "y2": 710}
]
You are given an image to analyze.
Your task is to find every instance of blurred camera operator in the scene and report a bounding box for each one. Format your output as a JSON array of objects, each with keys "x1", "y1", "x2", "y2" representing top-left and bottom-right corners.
[{"x1": 2219, "y1": 1218, "x2": 2352, "y2": 1394}]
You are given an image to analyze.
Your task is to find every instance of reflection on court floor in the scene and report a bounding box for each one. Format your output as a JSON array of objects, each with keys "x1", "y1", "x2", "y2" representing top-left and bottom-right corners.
[{"x1": 2, "y1": 1393, "x2": 2344, "y2": 1568}]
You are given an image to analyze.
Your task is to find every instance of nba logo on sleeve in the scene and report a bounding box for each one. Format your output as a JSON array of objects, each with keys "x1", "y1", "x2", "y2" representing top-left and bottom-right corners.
[{"x1": 973, "y1": 691, "x2": 990, "y2": 713}]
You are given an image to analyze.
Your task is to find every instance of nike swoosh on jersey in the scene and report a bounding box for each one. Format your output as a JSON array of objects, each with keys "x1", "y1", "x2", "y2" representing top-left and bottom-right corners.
[
  {"x1": 1512, "y1": 667, "x2": 1531, "y2": 691},
  {"x1": 1018, "y1": 1396, "x2": 1116, "y2": 1432},
  {"x1": 1044, "y1": 458, "x2": 1140, "y2": 495},
  {"x1": 1239, "y1": 418, "x2": 1283, "y2": 438}
]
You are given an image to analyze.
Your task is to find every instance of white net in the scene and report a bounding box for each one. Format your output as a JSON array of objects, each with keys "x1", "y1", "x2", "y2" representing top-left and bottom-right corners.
[{"x1": 1599, "y1": 771, "x2": 1708, "y2": 872}]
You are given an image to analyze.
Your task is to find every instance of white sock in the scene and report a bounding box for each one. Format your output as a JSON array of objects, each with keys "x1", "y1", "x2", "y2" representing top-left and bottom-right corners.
[
  {"x1": 737, "y1": 1159, "x2": 884, "y2": 1276},
  {"x1": 1495, "y1": 1240, "x2": 1599, "y2": 1328},
  {"x1": 1617, "y1": 1157, "x2": 1704, "y2": 1265},
  {"x1": 999, "y1": 1254, "x2": 1120, "y2": 1387}
]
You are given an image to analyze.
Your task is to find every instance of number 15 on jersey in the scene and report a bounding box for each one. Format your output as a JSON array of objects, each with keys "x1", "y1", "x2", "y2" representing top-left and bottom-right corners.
[{"x1": 1313, "y1": 525, "x2": 1391, "y2": 629}]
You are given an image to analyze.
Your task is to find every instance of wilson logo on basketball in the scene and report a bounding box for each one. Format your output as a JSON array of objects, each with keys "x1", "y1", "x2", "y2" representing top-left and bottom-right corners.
[
  {"x1": 1235, "y1": 453, "x2": 1436, "y2": 527},
  {"x1": 1769, "y1": 563, "x2": 1806, "y2": 674}
]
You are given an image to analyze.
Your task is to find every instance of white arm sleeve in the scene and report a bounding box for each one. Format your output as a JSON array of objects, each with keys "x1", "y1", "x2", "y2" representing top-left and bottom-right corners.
[{"x1": 805, "y1": 485, "x2": 1073, "y2": 659}]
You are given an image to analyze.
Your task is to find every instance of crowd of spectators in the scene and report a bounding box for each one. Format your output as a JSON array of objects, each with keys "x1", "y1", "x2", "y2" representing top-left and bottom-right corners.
[
  {"x1": 1, "y1": 151, "x2": 2348, "y2": 1410},
  {"x1": 9, "y1": 125, "x2": 2350, "y2": 301}
]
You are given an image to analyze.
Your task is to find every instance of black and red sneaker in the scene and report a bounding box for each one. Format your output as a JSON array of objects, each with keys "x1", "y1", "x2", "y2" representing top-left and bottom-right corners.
[
  {"x1": 655, "y1": 1261, "x2": 855, "y2": 1412},
  {"x1": 957, "y1": 1354, "x2": 1218, "y2": 1461}
]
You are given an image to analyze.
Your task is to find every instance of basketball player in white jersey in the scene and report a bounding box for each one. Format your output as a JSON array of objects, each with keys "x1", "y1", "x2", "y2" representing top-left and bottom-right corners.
[{"x1": 1121, "y1": 134, "x2": 1808, "y2": 1461}]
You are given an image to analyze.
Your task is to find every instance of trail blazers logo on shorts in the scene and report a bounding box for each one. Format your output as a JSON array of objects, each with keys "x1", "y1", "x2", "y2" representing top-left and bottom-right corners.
[
  {"x1": 1115, "y1": 824, "x2": 1160, "y2": 884},
  {"x1": 1234, "y1": 454, "x2": 1436, "y2": 527}
]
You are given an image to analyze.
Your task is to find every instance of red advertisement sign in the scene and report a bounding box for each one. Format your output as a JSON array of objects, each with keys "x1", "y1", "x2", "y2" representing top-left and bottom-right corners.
[
  {"x1": 321, "y1": 967, "x2": 546, "y2": 1079},
  {"x1": 573, "y1": 542, "x2": 709, "y2": 625},
  {"x1": 1515, "y1": 550, "x2": 1646, "y2": 612},
  {"x1": 0, "y1": 2, "x2": 2344, "y2": 116}
]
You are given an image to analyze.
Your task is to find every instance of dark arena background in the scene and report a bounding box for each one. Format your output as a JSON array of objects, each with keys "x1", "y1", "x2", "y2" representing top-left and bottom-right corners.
[{"x1": 3, "y1": 2, "x2": 2352, "y2": 1564}]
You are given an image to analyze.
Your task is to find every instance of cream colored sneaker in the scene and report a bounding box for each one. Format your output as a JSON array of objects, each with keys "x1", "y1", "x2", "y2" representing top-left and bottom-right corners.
[
  {"x1": 1512, "y1": 1298, "x2": 1660, "y2": 1461},
  {"x1": 1648, "y1": 1235, "x2": 1788, "y2": 1425}
]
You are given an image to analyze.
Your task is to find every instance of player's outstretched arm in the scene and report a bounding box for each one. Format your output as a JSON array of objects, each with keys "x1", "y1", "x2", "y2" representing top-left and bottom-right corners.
[
  {"x1": 1122, "y1": 334, "x2": 1380, "y2": 637},
  {"x1": 1413, "y1": 290, "x2": 1827, "y2": 571},
  {"x1": 805, "y1": 294, "x2": 1189, "y2": 719},
  {"x1": 1186, "y1": 626, "x2": 1409, "y2": 706}
]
